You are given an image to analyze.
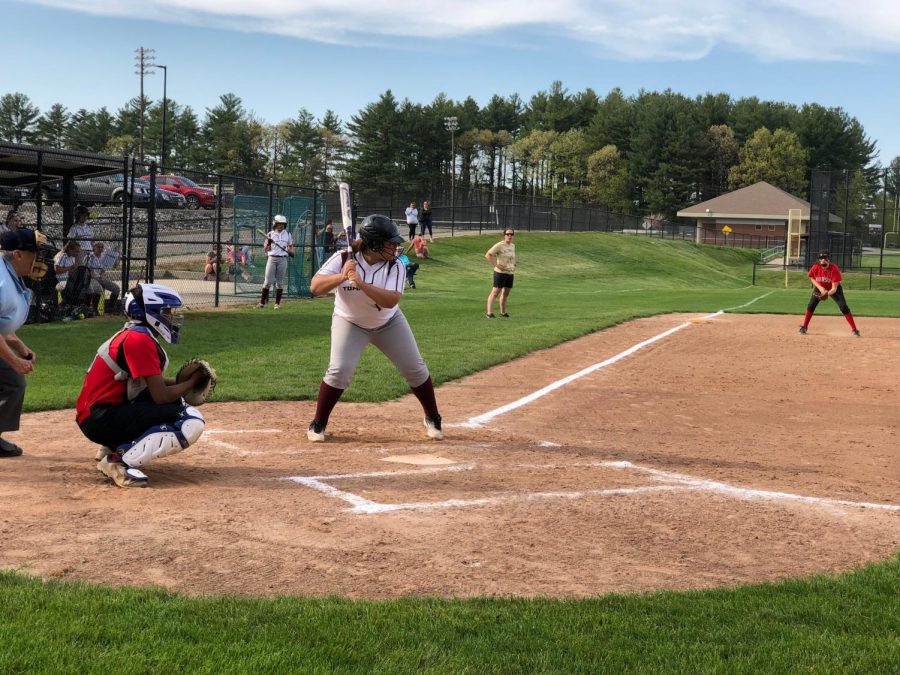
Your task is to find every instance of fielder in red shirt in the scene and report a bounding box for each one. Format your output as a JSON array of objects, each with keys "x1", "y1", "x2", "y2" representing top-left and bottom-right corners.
[{"x1": 799, "y1": 250, "x2": 859, "y2": 336}]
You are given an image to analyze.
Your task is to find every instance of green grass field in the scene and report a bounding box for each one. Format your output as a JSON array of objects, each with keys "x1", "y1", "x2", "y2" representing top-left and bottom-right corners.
[{"x1": 5, "y1": 232, "x2": 899, "y2": 672}]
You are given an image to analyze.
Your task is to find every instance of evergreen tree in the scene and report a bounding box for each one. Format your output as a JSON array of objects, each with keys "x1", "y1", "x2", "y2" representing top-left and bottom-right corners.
[
  {"x1": 0, "y1": 93, "x2": 40, "y2": 143},
  {"x1": 704, "y1": 124, "x2": 739, "y2": 199},
  {"x1": 34, "y1": 104, "x2": 69, "y2": 148},
  {"x1": 585, "y1": 88, "x2": 633, "y2": 155},
  {"x1": 793, "y1": 103, "x2": 875, "y2": 172},
  {"x1": 346, "y1": 90, "x2": 404, "y2": 187}
]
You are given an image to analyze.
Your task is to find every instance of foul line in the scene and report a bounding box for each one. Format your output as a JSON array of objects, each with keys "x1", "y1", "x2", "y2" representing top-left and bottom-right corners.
[
  {"x1": 285, "y1": 460, "x2": 900, "y2": 515},
  {"x1": 458, "y1": 311, "x2": 723, "y2": 428},
  {"x1": 456, "y1": 290, "x2": 774, "y2": 428}
]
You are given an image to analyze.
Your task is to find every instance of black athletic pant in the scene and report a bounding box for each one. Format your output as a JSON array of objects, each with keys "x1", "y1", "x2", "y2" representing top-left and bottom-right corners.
[
  {"x1": 79, "y1": 394, "x2": 186, "y2": 448},
  {"x1": 807, "y1": 285, "x2": 851, "y2": 315}
]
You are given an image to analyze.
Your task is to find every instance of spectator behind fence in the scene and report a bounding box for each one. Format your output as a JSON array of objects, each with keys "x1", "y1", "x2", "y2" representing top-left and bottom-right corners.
[
  {"x1": 405, "y1": 201, "x2": 419, "y2": 240},
  {"x1": 70, "y1": 206, "x2": 93, "y2": 255},
  {"x1": 1, "y1": 210, "x2": 22, "y2": 236},
  {"x1": 204, "y1": 244, "x2": 222, "y2": 281},
  {"x1": 54, "y1": 240, "x2": 82, "y2": 292},
  {"x1": 323, "y1": 219, "x2": 336, "y2": 254},
  {"x1": 86, "y1": 241, "x2": 120, "y2": 315},
  {"x1": 227, "y1": 239, "x2": 251, "y2": 281},
  {"x1": 419, "y1": 200, "x2": 433, "y2": 241}
]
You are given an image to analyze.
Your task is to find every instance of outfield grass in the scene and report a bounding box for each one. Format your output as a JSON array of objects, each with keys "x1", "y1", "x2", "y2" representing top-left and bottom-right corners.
[{"x1": 7, "y1": 232, "x2": 900, "y2": 671}]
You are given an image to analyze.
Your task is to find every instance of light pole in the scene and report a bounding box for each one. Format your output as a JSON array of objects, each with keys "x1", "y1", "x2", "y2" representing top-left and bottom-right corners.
[
  {"x1": 134, "y1": 47, "x2": 156, "y2": 163},
  {"x1": 444, "y1": 116, "x2": 458, "y2": 228},
  {"x1": 153, "y1": 64, "x2": 167, "y2": 173}
]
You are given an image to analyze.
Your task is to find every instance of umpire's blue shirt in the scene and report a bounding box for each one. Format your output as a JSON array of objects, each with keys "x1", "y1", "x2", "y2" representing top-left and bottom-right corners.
[{"x1": 0, "y1": 257, "x2": 31, "y2": 335}]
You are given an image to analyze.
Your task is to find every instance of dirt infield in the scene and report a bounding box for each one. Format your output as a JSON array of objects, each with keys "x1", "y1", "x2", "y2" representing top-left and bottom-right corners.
[{"x1": 1, "y1": 313, "x2": 898, "y2": 599}]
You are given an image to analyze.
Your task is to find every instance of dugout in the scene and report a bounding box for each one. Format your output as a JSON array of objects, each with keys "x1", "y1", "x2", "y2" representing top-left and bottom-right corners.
[{"x1": 0, "y1": 142, "x2": 129, "y2": 237}]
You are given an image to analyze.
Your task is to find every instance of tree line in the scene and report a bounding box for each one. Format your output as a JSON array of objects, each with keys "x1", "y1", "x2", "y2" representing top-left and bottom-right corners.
[{"x1": 1, "y1": 82, "x2": 897, "y2": 219}]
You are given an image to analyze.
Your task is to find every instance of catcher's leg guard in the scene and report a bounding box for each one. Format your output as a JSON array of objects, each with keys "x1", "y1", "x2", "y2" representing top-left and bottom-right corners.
[{"x1": 120, "y1": 407, "x2": 205, "y2": 468}]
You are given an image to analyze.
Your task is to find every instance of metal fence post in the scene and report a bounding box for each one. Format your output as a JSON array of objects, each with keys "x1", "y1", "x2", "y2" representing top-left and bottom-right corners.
[{"x1": 147, "y1": 161, "x2": 157, "y2": 283}]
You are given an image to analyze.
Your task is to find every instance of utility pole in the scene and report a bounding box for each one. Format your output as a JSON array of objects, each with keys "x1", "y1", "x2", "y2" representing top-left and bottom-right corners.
[{"x1": 134, "y1": 47, "x2": 156, "y2": 163}]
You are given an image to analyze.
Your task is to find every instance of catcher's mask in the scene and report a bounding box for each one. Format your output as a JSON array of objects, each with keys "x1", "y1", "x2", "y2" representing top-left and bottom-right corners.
[
  {"x1": 0, "y1": 228, "x2": 55, "y2": 280},
  {"x1": 359, "y1": 214, "x2": 404, "y2": 255},
  {"x1": 125, "y1": 283, "x2": 185, "y2": 344}
]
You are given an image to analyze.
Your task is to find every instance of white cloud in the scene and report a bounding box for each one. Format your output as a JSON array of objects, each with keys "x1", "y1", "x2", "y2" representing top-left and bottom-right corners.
[{"x1": 28, "y1": 0, "x2": 900, "y2": 61}]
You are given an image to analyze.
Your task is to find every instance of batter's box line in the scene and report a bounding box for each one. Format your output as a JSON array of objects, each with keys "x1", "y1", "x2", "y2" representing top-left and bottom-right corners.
[{"x1": 283, "y1": 460, "x2": 900, "y2": 516}]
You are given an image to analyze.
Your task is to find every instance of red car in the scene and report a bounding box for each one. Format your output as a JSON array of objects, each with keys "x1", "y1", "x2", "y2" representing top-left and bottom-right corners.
[{"x1": 141, "y1": 174, "x2": 217, "y2": 210}]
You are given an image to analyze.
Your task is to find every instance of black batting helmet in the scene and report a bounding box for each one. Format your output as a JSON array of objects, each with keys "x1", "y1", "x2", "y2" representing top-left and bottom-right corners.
[{"x1": 358, "y1": 214, "x2": 404, "y2": 252}]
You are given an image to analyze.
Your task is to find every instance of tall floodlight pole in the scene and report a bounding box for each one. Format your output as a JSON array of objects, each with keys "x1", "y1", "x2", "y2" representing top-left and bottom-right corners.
[
  {"x1": 444, "y1": 116, "x2": 458, "y2": 227},
  {"x1": 153, "y1": 64, "x2": 167, "y2": 172},
  {"x1": 134, "y1": 47, "x2": 156, "y2": 163}
]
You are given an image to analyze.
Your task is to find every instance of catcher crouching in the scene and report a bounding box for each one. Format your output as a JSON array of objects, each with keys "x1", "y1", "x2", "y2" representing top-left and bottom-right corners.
[{"x1": 75, "y1": 283, "x2": 216, "y2": 488}]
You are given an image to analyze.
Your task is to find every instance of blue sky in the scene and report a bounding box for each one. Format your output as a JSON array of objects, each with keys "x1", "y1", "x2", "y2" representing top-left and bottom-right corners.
[{"x1": 2, "y1": 0, "x2": 900, "y2": 165}]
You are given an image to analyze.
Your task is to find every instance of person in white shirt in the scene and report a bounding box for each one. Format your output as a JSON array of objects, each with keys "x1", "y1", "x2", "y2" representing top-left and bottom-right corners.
[
  {"x1": 86, "y1": 241, "x2": 120, "y2": 315},
  {"x1": 69, "y1": 206, "x2": 94, "y2": 255},
  {"x1": 53, "y1": 240, "x2": 82, "y2": 291},
  {"x1": 306, "y1": 214, "x2": 443, "y2": 443},
  {"x1": 404, "y1": 201, "x2": 419, "y2": 240},
  {"x1": 256, "y1": 214, "x2": 295, "y2": 309}
]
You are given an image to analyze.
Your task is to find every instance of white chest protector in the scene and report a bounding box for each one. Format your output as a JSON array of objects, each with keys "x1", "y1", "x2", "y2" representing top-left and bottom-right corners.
[{"x1": 95, "y1": 324, "x2": 169, "y2": 401}]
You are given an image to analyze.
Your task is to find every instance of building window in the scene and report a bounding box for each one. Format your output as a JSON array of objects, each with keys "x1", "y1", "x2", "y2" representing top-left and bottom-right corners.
[
  {"x1": 755, "y1": 225, "x2": 762, "y2": 230},
  {"x1": 768, "y1": 225, "x2": 776, "y2": 231}
]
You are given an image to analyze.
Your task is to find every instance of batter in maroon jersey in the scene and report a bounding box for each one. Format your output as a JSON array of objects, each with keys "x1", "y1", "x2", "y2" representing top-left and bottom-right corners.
[{"x1": 799, "y1": 250, "x2": 859, "y2": 336}]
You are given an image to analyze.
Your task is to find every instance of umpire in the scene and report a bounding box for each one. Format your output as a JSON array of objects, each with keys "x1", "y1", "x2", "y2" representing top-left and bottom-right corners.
[{"x1": 0, "y1": 229, "x2": 47, "y2": 457}]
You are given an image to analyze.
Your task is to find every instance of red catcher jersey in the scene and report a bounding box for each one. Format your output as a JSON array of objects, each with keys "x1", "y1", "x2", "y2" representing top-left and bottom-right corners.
[
  {"x1": 808, "y1": 262, "x2": 842, "y2": 290},
  {"x1": 76, "y1": 328, "x2": 166, "y2": 423}
]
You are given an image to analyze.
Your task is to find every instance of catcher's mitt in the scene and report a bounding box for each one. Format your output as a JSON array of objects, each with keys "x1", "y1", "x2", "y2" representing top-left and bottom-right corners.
[{"x1": 176, "y1": 358, "x2": 217, "y2": 406}]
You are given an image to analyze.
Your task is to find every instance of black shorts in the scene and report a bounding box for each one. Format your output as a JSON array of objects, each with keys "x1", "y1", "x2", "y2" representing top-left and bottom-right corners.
[{"x1": 492, "y1": 272, "x2": 514, "y2": 289}]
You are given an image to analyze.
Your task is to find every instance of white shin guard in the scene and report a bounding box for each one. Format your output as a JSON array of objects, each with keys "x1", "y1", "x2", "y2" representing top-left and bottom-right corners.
[{"x1": 121, "y1": 407, "x2": 205, "y2": 468}]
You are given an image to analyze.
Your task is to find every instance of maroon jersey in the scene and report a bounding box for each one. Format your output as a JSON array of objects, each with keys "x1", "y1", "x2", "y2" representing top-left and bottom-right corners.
[{"x1": 808, "y1": 262, "x2": 842, "y2": 290}]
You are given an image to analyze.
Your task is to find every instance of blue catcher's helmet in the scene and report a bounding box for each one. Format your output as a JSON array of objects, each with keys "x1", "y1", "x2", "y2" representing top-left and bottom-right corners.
[{"x1": 124, "y1": 283, "x2": 185, "y2": 344}]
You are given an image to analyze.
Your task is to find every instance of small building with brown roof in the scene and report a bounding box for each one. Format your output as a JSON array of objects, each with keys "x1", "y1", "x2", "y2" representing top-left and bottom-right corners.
[{"x1": 677, "y1": 181, "x2": 838, "y2": 247}]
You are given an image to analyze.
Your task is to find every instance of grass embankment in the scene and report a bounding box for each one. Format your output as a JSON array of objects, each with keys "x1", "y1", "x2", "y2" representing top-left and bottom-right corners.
[{"x1": 8, "y1": 232, "x2": 899, "y2": 672}]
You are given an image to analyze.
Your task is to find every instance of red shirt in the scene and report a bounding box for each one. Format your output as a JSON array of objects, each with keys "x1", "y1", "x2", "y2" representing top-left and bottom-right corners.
[
  {"x1": 76, "y1": 328, "x2": 166, "y2": 423},
  {"x1": 808, "y1": 262, "x2": 842, "y2": 290}
]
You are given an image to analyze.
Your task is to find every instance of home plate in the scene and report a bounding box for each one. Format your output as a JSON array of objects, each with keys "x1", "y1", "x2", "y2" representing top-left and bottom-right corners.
[{"x1": 381, "y1": 454, "x2": 457, "y2": 466}]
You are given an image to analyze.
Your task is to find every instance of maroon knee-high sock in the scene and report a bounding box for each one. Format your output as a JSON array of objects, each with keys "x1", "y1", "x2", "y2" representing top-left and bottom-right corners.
[
  {"x1": 314, "y1": 381, "x2": 344, "y2": 426},
  {"x1": 844, "y1": 313, "x2": 857, "y2": 331},
  {"x1": 410, "y1": 377, "x2": 440, "y2": 418},
  {"x1": 275, "y1": 288, "x2": 283, "y2": 304},
  {"x1": 260, "y1": 287, "x2": 270, "y2": 305},
  {"x1": 802, "y1": 310, "x2": 813, "y2": 328}
]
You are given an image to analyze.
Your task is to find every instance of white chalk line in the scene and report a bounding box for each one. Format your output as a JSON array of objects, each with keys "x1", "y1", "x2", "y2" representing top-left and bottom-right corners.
[
  {"x1": 206, "y1": 428, "x2": 282, "y2": 435},
  {"x1": 724, "y1": 290, "x2": 774, "y2": 311},
  {"x1": 452, "y1": 290, "x2": 775, "y2": 429},
  {"x1": 455, "y1": 310, "x2": 724, "y2": 428},
  {"x1": 284, "y1": 459, "x2": 900, "y2": 515},
  {"x1": 201, "y1": 437, "x2": 264, "y2": 456}
]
